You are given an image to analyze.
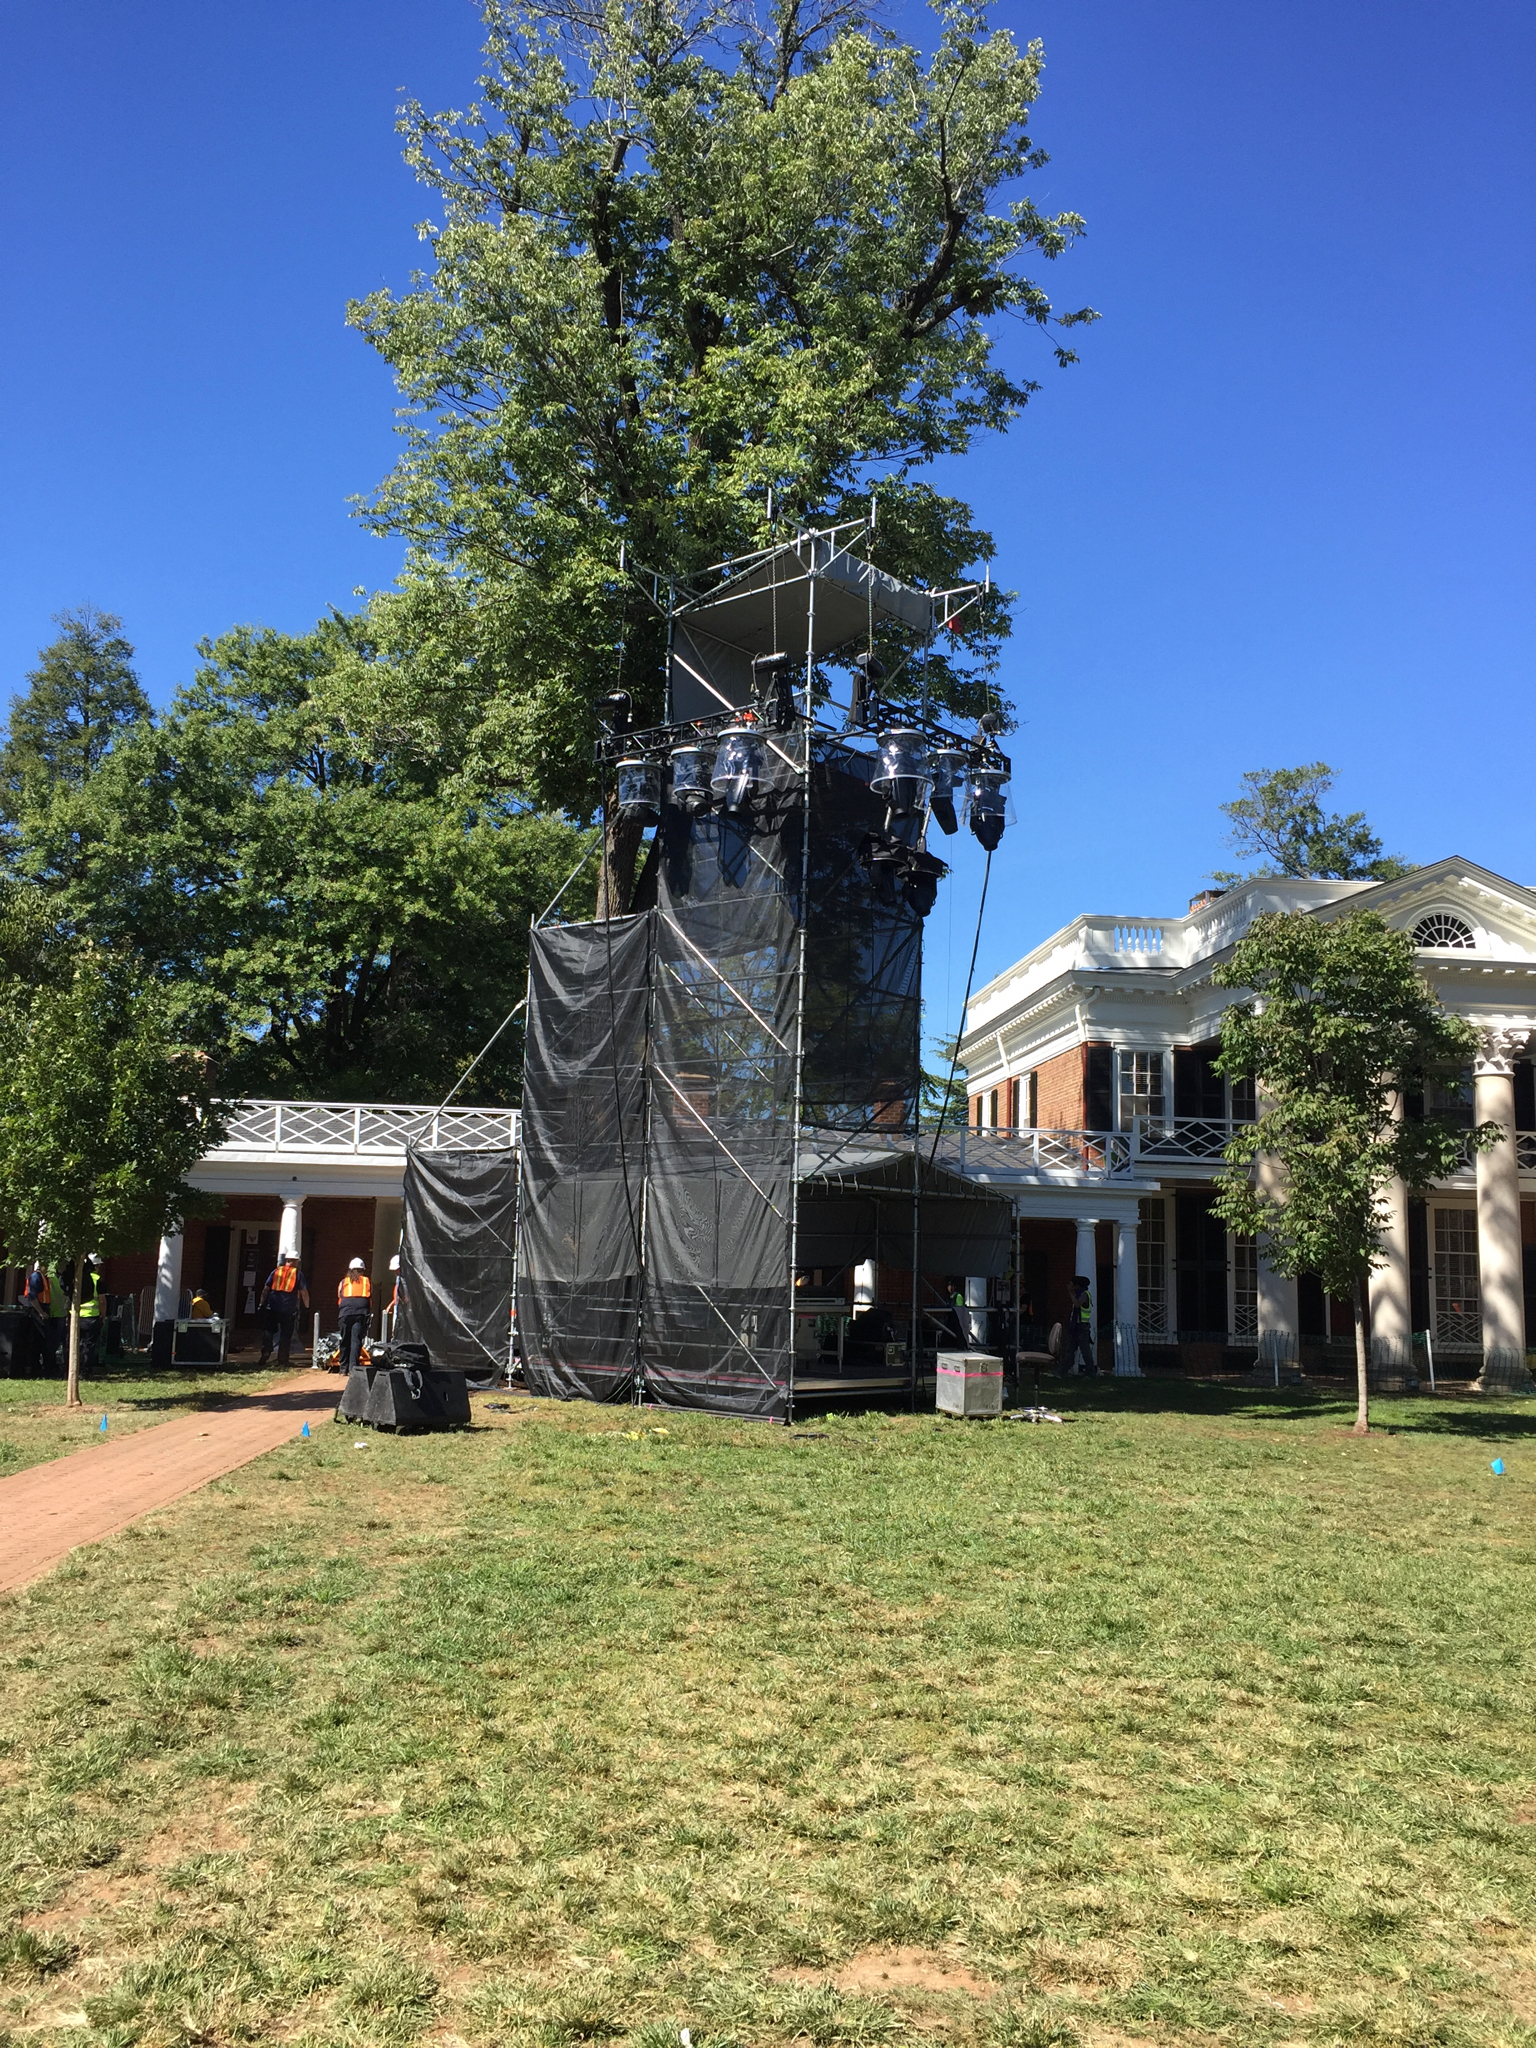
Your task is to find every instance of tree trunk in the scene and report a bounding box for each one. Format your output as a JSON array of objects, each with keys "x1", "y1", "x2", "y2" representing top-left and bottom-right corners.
[
  {"x1": 1351, "y1": 1274, "x2": 1369, "y2": 1435},
  {"x1": 65, "y1": 1245, "x2": 84, "y2": 1410},
  {"x1": 596, "y1": 808, "x2": 646, "y2": 919}
]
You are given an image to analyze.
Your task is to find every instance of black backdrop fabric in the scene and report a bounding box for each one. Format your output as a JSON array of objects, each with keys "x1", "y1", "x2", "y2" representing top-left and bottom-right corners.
[
  {"x1": 398, "y1": 1147, "x2": 518, "y2": 1377},
  {"x1": 512, "y1": 741, "x2": 974, "y2": 1418}
]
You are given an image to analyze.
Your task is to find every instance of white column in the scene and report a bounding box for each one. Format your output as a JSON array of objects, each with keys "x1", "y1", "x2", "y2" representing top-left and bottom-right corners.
[
  {"x1": 1075, "y1": 1218, "x2": 1099, "y2": 1363},
  {"x1": 370, "y1": 1198, "x2": 403, "y2": 1332},
  {"x1": 279, "y1": 1195, "x2": 305, "y2": 1262},
  {"x1": 1474, "y1": 1028, "x2": 1529, "y2": 1381},
  {"x1": 853, "y1": 1260, "x2": 876, "y2": 1309},
  {"x1": 1369, "y1": 1175, "x2": 1412, "y2": 1366},
  {"x1": 1113, "y1": 1216, "x2": 1142, "y2": 1375},
  {"x1": 153, "y1": 1231, "x2": 185, "y2": 1324}
]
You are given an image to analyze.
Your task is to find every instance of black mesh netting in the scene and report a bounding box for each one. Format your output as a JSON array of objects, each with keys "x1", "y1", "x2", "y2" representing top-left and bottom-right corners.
[
  {"x1": 398, "y1": 1147, "x2": 518, "y2": 1377},
  {"x1": 513, "y1": 740, "x2": 1001, "y2": 1419}
]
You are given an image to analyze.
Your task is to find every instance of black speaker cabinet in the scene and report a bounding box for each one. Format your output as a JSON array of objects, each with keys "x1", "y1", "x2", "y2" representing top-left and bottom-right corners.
[{"x1": 337, "y1": 1364, "x2": 471, "y2": 1432}]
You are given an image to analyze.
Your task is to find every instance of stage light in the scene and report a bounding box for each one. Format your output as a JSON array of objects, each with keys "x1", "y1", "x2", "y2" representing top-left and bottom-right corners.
[
  {"x1": 710, "y1": 724, "x2": 765, "y2": 811},
  {"x1": 871, "y1": 728, "x2": 932, "y2": 819},
  {"x1": 616, "y1": 754, "x2": 662, "y2": 821},
  {"x1": 928, "y1": 746, "x2": 968, "y2": 836},
  {"x1": 752, "y1": 651, "x2": 797, "y2": 732},
  {"x1": 668, "y1": 742, "x2": 712, "y2": 815},
  {"x1": 968, "y1": 766, "x2": 1008, "y2": 852}
]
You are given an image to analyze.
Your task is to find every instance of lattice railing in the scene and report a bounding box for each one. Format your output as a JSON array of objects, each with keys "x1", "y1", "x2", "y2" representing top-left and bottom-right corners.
[
  {"x1": 214, "y1": 1099, "x2": 520, "y2": 1155},
  {"x1": 937, "y1": 1128, "x2": 1134, "y2": 1179}
]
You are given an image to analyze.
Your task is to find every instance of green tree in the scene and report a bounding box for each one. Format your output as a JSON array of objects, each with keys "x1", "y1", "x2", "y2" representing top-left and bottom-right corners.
[
  {"x1": 1, "y1": 607, "x2": 152, "y2": 887},
  {"x1": 1213, "y1": 764, "x2": 1413, "y2": 885},
  {"x1": 0, "y1": 887, "x2": 227, "y2": 1408},
  {"x1": 30, "y1": 612, "x2": 592, "y2": 1102},
  {"x1": 921, "y1": 1033, "x2": 971, "y2": 1131},
  {"x1": 345, "y1": 0, "x2": 1095, "y2": 866},
  {"x1": 1211, "y1": 911, "x2": 1491, "y2": 1434}
]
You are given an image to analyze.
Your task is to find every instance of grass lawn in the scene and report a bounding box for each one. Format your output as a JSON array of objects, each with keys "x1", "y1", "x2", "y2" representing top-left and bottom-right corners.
[
  {"x1": 1, "y1": 1380, "x2": 1534, "y2": 2048},
  {"x1": 0, "y1": 1363, "x2": 291, "y2": 1478}
]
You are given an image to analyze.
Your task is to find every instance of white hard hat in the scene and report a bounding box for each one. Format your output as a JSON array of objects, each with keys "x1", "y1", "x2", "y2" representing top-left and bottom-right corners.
[
  {"x1": 348, "y1": 1257, "x2": 366, "y2": 1270},
  {"x1": 389, "y1": 1254, "x2": 400, "y2": 1272}
]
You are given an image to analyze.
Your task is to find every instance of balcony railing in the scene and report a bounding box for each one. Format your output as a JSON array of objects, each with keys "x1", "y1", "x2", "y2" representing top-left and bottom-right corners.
[
  {"x1": 213, "y1": 1098, "x2": 521, "y2": 1157},
  {"x1": 936, "y1": 1127, "x2": 1133, "y2": 1180}
]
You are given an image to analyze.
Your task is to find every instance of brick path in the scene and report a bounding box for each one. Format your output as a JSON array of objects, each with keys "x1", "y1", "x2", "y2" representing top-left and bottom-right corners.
[{"x1": 0, "y1": 1375, "x2": 342, "y2": 1595}]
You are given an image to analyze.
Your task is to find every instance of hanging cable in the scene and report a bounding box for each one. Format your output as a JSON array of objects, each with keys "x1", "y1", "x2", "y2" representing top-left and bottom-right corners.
[{"x1": 927, "y1": 848, "x2": 992, "y2": 1169}]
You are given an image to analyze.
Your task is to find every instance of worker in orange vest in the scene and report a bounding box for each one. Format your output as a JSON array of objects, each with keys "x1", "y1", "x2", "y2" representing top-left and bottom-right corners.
[
  {"x1": 337, "y1": 1258, "x2": 372, "y2": 1374},
  {"x1": 258, "y1": 1254, "x2": 309, "y2": 1367}
]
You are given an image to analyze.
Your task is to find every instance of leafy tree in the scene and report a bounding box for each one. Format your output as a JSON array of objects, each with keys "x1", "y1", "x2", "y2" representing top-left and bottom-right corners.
[
  {"x1": 1213, "y1": 764, "x2": 1413, "y2": 885},
  {"x1": 31, "y1": 613, "x2": 592, "y2": 1102},
  {"x1": 0, "y1": 887, "x2": 226, "y2": 1407},
  {"x1": 345, "y1": 0, "x2": 1095, "y2": 890},
  {"x1": 1, "y1": 607, "x2": 152, "y2": 887},
  {"x1": 1211, "y1": 911, "x2": 1491, "y2": 1433},
  {"x1": 921, "y1": 1033, "x2": 971, "y2": 1131}
]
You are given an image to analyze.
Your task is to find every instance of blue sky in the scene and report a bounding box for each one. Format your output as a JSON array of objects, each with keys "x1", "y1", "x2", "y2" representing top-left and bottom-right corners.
[{"x1": 2, "y1": 1, "x2": 1532, "y2": 1044}]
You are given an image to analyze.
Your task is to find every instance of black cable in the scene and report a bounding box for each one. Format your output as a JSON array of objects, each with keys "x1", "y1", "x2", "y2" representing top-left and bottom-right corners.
[{"x1": 927, "y1": 847, "x2": 991, "y2": 1169}]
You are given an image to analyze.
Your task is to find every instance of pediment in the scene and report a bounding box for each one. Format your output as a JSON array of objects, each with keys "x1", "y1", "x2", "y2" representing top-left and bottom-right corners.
[{"x1": 1336, "y1": 859, "x2": 1536, "y2": 961}]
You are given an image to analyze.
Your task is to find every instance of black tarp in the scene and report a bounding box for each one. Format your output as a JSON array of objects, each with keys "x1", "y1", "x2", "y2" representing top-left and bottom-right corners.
[
  {"x1": 513, "y1": 740, "x2": 973, "y2": 1419},
  {"x1": 516, "y1": 914, "x2": 648, "y2": 1402},
  {"x1": 398, "y1": 1147, "x2": 517, "y2": 1378},
  {"x1": 796, "y1": 1149, "x2": 1013, "y2": 1276}
]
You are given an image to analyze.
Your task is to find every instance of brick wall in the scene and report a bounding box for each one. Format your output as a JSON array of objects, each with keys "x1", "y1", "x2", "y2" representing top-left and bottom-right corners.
[{"x1": 1034, "y1": 1046, "x2": 1086, "y2": 1129}]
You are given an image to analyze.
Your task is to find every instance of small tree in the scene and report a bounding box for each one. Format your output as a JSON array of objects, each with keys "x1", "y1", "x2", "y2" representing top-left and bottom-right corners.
[
  {"x1": 0, "y1": 890, "x2": 226, "y2": 1407},
  {"x1": 1211, "y1": 910, "x2": 1492, "y2": 1433},
  {"x1": 1212, "y1": 764, "x2": 1413, "y2": 884}
]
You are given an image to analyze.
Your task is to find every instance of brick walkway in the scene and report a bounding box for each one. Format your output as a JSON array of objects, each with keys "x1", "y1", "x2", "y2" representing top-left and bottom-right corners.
[{"x1": 0, "y1": 1375, "x2": 342, "y2": 1595}]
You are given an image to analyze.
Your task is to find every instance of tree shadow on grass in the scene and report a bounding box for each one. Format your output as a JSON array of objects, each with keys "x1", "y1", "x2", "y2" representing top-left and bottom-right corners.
[{"x1": 1025, "y1": 1372, "x2": 1536, "y2": 1441}]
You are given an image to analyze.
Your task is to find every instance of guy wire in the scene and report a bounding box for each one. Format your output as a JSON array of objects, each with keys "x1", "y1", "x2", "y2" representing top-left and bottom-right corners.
[{"x1": 927, "y1": 847, "x2": 992, "y2": 1170}]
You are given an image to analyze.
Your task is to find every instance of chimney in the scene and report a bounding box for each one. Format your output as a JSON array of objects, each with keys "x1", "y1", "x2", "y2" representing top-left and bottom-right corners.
[{"x1": 1187, "y1": 887, "x2": 1227, "y2": 914}]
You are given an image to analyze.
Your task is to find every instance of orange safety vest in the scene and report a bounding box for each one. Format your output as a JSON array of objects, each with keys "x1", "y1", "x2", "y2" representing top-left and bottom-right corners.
[
  {"x1": 339, "y1": 1273, "x2": 372, "y2": 1303},
  {"x1": 269, "y1": 1262, "x2": 301, "y2": 1296}
]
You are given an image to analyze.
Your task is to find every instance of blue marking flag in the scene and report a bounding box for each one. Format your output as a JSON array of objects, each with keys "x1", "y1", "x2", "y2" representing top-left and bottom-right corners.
[
  {"x1": 1491, "y1": 1457, "x2": 1506, "y2": 1476},
  {"x1": 99, "y1": 1415, "x2": 108, "y2": 1433},
  {"x1": 301, "y1": 1422, "x2": 311, "y2": 1439}
]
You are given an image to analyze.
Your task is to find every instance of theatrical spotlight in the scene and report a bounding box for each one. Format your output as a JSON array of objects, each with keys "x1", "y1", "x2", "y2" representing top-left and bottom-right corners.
[
  {"x1": 710, "y1": 722, "x2": 766, "y2": 811},
  {"x1": 850, "y1": 651, "x2": 885, "y2": 728},
  {"x1": 900, "y1": 846, "x2": 949, "y2": 919},
  {"x1": 968, "y1": 766, "x2": 1009, "y2": 852},
  {"x1": 617, "y1": 753, "x2": 662, "y2": 821},
  {"x1": 929, "y1": 747, "x2": 968, "y2": 836},
  {"x1": 668, "y1": 741, "x2": 713, "y2": 815},
  {"x1": 871, "y1": 728, "x2": 932, "y2": 820},
  {"x1": 752, "y1": 651, "x2": 798, "y2": 732}
]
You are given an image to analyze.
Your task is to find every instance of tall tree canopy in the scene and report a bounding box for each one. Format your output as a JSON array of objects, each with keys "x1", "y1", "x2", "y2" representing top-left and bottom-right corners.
[
  {"x1": 1214, "y1": 765, "x2": 1413, "y2": 885},
  {"x1": 347, "y1": 0, "x2": 1094, "y2": 815},
  {"x1": 5, "y1": 612, "x2": 590, "y2": 1103}
]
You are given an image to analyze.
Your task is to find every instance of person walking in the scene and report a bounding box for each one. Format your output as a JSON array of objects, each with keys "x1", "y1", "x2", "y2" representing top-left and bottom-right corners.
[
  {"x1": 337, "y1": 1259, "x2": 372, "y2": 1374},
  {"x1": 1063, "y1": 1275, "x2": 1098, "y2": 1375},
  {"x1": 75, "y1": 1256, "x2": 107, "y2": 1373},
  {"x1": 258, "y1": 1253, "x2": 309, "y2": 1367},
  {"x1": 23, "y1": 1262, "x2": 61, "y2": 1374}
]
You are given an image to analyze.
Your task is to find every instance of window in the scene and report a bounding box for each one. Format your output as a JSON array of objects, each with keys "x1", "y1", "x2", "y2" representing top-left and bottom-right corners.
[
  {"x1": 1432, "y1": 1207, "x2": 1480, "y2": 1347},
  {"x1": 990, "y1": 1087, "x2": 1000, "y2": 1129},
  {"x1": 1232, "y1": 1234, "x2": 1258, "y2": 1338},
  {"x1": 1118, "y1": 1050, "x2": 1165, "y2": 1130},
  {"x1": 1023, "y1": 1071, "x2": 1038, "y2": 1126},
  {"x1": 1412, "y1": 914, "x2": 1475, "y2": 949},
  {"x1": 1427, "y1": 1069, "x2": 1474, "y2": 1130},
  {"x1": 1137, "y1": 1197, "x2": 1168, "y2": 1337}
]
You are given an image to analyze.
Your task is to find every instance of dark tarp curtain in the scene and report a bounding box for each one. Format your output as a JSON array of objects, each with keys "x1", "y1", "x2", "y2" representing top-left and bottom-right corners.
[
  {"x1": 516, "y1": 914, "x2": 648, "y2": 1403},
  {"x1": 397, "y1": 1147, "x2": 517, "y2": 1378},
  {"x1": 512, "y1": 742, "x2": 991, "y2": 1418}
]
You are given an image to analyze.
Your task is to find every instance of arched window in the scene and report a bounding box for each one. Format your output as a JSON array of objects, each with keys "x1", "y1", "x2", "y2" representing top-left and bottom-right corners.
[{"x1": 1411, "y1": 913, "x2": 1475, "y2": 950}]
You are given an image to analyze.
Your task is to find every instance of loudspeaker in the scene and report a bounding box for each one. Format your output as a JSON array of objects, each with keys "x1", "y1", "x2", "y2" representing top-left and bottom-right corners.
[{"x1": 337, "y1": 1364, "x2": 471, "y2": 1432}]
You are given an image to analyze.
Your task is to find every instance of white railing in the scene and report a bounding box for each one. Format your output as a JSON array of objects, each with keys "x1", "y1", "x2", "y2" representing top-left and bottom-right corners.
[
  {"x1": 937, "y1": 1128, "x2": 1133, "y2": 1180},
  {"x1": 1135, "y1": 1117, "x2": 1244, "y2": 1161},
  {"x1": 1112, "y1": 923, "x2": 1165, "y2": 956},
  {"x1": 214, "y1": 1098, "x2": 521, "y2": 1156}
]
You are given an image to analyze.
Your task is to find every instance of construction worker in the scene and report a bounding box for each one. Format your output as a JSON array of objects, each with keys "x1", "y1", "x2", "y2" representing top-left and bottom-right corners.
[
  {"x1": 75, "y1": 1255, "x2": 106, "y2": 1372},
  {"x1": 258, "y1": 1252, "x2": 309, "y2": 1367},
  {"x1": 337, "y1": 1258, "x2": 372, "y2": 1374},
  {"x1": 23, "y1": 1261, "x2": 61, "y2": 1374},
  {"x1": 1063, "y1": 1274, "x2": 1097, "y2": 1376}
]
